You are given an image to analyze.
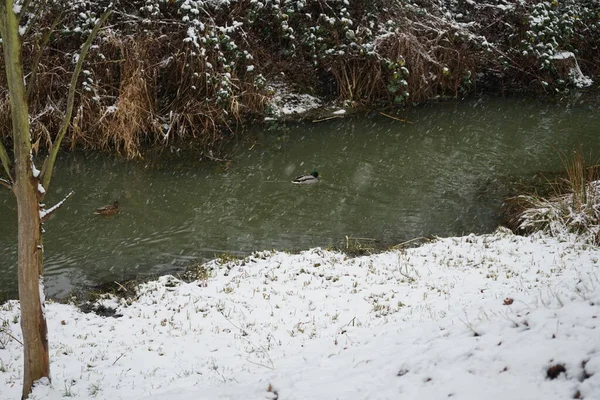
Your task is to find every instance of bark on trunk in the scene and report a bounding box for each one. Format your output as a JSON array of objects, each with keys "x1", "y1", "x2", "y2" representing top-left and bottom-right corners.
[
  {"x1": 0, "y1": 2, "x2": 51, "y2": 398},
  {"x1": 14, "y1": 179, "x2": 49, "y2": 400}
]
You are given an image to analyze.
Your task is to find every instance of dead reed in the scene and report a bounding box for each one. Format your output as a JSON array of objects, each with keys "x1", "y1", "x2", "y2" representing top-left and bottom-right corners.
[
  {"x1": 504, "y1": 145, "x2": 600, "y2": 243},
  {"x1": 0, "y1": 1, "x2": 596, "y2": 159}
]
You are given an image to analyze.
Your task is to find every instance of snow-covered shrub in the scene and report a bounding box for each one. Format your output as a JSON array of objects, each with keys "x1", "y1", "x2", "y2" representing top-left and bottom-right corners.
[{"x1": 513, "y1": 1, "x2": 597, "y2": 90}]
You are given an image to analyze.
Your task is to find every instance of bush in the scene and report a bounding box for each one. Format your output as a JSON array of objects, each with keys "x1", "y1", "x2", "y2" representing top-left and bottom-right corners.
[{"x1": 1, "y1": 0, "x2": 598, "y2": 157}]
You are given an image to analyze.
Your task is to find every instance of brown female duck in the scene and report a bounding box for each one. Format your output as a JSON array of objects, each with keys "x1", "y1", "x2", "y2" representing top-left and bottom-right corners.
[{"x1": 94, "y1": 201, "x2": 120, "y2": 216}]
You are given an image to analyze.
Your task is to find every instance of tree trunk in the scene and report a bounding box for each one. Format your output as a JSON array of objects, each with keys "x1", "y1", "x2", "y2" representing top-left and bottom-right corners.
[
  {"x1": 14, "y1": 177, "x2": 48, "y2": 400},
  {"x1": 0, "y1": 2, "x2": 50, "y2": 398}
]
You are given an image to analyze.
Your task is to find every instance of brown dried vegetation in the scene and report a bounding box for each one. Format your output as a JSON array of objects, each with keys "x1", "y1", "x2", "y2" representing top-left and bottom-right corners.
[
  {"x1": 0, "y1": 1, "x2": 597, "y2": 159},
  {"x1": 547, "y1": 363, "x2": 566, "y2": 380}
]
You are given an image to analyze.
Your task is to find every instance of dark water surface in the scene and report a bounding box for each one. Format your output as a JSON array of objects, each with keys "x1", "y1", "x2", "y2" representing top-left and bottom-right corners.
[{"x1": 1, "y1": 95, "x2": 600, "y2": 299}]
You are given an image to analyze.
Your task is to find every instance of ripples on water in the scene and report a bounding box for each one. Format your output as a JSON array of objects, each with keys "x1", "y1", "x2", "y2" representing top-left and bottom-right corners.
[{"x1": 1, "y1": 95, "x2": 599, "y2": 299}]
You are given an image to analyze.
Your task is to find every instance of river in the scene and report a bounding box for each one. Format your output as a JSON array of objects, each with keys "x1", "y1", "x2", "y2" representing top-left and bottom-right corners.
[{"x1": 1, "y1": 94, "x2": 599, "y2": 299}]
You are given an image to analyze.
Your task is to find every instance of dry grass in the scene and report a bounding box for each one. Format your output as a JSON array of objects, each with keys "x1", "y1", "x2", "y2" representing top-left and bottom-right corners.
[
  {"x1": 0, "y1": 6, "x2": 273, "y2": 160},
  {"x1": 558, "y1": 145, "x2": 599, "y2": 210},
  {"x1": 0, "y1": 23, "x2": 269, "y2": 159},
  {"x1": 97, "y1": 38, "x2": 162, "y2": 158},
  {"x1": 329, "y1": 58, "x2": 384, "y2": 104},
  {"x1": 0, "y1": 2, "x2": 596, "y2": 159},
  {"x1": 505, "y1": 146, "x2": 600, "y2": 243}
]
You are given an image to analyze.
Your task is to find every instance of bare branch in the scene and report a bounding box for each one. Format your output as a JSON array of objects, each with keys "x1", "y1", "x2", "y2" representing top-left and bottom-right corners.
[
  {"x1": 0, "y1": 138, "x2": 12, "y2": 182},
  {"x1": 41, "y1": 7, "x2": 112, "y2": 191},
  {"x1": 40, "y1": 190, "x2": 73, "y2": 222},
  {"x1": 27, "y1": 12, "x2": 63, "y2": 99},
  {"x1": 0, "y1": 177, "x2": 11, "y2": 189},
  {"x1": 19, "y1": 0, "x2": 34, "y2": 20},
  {"x1": 112, "y1": 10, "x2": 186, "y2": 27},
  {"x1": 21, "y1": 0, "x2": 43, "y2": 36},
  {"x1": 0, "y1": 327, "x2": 23, "y2": 346}
]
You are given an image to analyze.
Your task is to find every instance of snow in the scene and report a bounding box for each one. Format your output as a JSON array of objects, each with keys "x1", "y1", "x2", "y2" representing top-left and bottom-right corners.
[
  {"x1": 39, "y1": 191, "x2": 74, "y2": 221},
  {"x1": 550, "y1": 51, "x2": 574, "y2": 60},
  {"x1": 267, "y1": 82, "x2": 322, "y2": 117},
  {"x1": 545, "y1": 51, "x2": 594, "y2": 88},
  {"x1": 1, "y1": 229, "x2": 599, "y2": 399},
  {"x1": 570, "y1": 66, "x2": 594, "y2": 89},
  {"x1": 39, "y1": 277, "x2": 46, "y2": 320},
  {"x1": 184, "y1": 27, "x2": 199, "y2": 47},
  {"x1": 30, "y1": 154, "x2": 41, "y2": 178}
]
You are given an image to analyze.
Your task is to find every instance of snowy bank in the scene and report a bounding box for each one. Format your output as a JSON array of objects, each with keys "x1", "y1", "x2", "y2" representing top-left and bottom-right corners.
[
  {"x1": 1, "y1": 229, "x2": 599, "y2": 399},
  {"x1": 266, "y1": 82, "x2": 323, "y2": 119}
]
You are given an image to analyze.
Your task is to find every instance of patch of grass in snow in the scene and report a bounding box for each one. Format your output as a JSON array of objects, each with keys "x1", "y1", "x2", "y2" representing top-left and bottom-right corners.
[
  {"x1": 63, "y1": 380, "x2": 76, "y2": 397},
  {"x1": 215, "y1": 252, "x2": 244, "y2": 265},
  {"x1": 222, "y1": 284, "x2": 235, "y2": 294},
  {"x1": 62, "y1": 276, "x2": 150, "y2": 317},
  {"x1": 183, "y1": 253, "x2": 249, "y2": 281},
  {"x1": 68, "y1": 276, "x2": 142, "y2": 303},
  {"x1": 0, "y1": 358, "x2": 8, "y2": 373},
  {"x1": 88, "y1": 382, "x2": 102, "y2": 397},
  {"x1": 0, "y1": 316, "x2": 17, "y2": 349},
  {"x1": 330, "y1": 235, "x2": 435, "y2": 260},
  {"x1": 182, "y1": 262, "x2": 213, "y2": 283},
  {"x1": 344, "y1": 235, "x2": 378, "y2": 256}
]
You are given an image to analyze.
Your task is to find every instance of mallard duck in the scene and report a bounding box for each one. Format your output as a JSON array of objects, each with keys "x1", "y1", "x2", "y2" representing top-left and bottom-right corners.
[
  {"x1": 94, "y1": 201, "x2": 120, "y2": 216},
  {"x1": 292, "y1": 171, "x2": 319, "y2": 184}
]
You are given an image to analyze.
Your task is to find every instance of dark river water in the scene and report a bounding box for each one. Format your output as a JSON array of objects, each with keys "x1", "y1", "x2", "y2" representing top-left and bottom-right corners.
[{"x1": 1, "y1": 95, "x2": 600, "y2": 299}]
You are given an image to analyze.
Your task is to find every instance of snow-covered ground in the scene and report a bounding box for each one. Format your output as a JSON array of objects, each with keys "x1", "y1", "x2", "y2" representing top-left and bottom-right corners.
[{"x1": 1, "y1": 228, "x2": 599, "y2": 399}]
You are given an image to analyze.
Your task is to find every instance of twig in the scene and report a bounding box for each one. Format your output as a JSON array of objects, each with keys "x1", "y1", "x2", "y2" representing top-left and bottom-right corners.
[
  {"x1": 391, "y1": 236, "x2": 431, "y2": 249},
  {"x1": 346, "y1": 235, "x2": 378, "y2": 249},
  {"x1": 42, "y1": 7, "x2": 112, "y2": 191},
  {"x1": 27, "y1": 12, "x2": 63, "y2": 99},
  {"x1": 339, "y1": 316, "x2": 357, "y2": 330},
  {"x1": 40, "y1": 190, "x2": 74, "y2": 222},
  {"x1": 203, "y1": 153, "x2": 230, "y2": 162},
  {"x1": 218, "y1": 310, "x2": 275, "y2": 369},
  {"x1": 379, "y1": 112, "x2": 413, "y2": 124},
  {"x1": 113, "y1": 281, "x2": 128, "y2": 293},
  {"x1": 112, "y1": 10, "x2": 186, "y2": 27},
  {"x1": 0, "y1": 329, "x2": 24, "y2": 346},
  {"x1": 112, "y1": 350, "x2": 127, "y2": 365},
  {"x1": 312, "y1": 116, "x2": 343, "y2": 123},
  {"x1": 19, "y1": 0, "x2": 32, "y2": 19},
  {"x1": 457, "y1": 313, "x2": 480, "y2": 337},
  {"x1": 346, "y1": 236, "x2": 377, "y2": 241},
  {"x1": 0, "y1": 177, "x2": 11, "y2": 189},
  {"x1": 0, "y1": 138, "x2": 12, "y2": 181},
  {"x1": 210, "y1": 362, "x2": 228, "y2": 383},
  {"x1": 244, "y1": 358, "x2": 276, "y2": 370}
]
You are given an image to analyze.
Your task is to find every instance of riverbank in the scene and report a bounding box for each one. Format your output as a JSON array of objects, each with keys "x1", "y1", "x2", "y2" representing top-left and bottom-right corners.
[
  {"x1": 1, "y1": 228, "x2": 599, "y2": 399},
  {"x1": 1, "y1": 1, "x2": 598, "y2": 158}
]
